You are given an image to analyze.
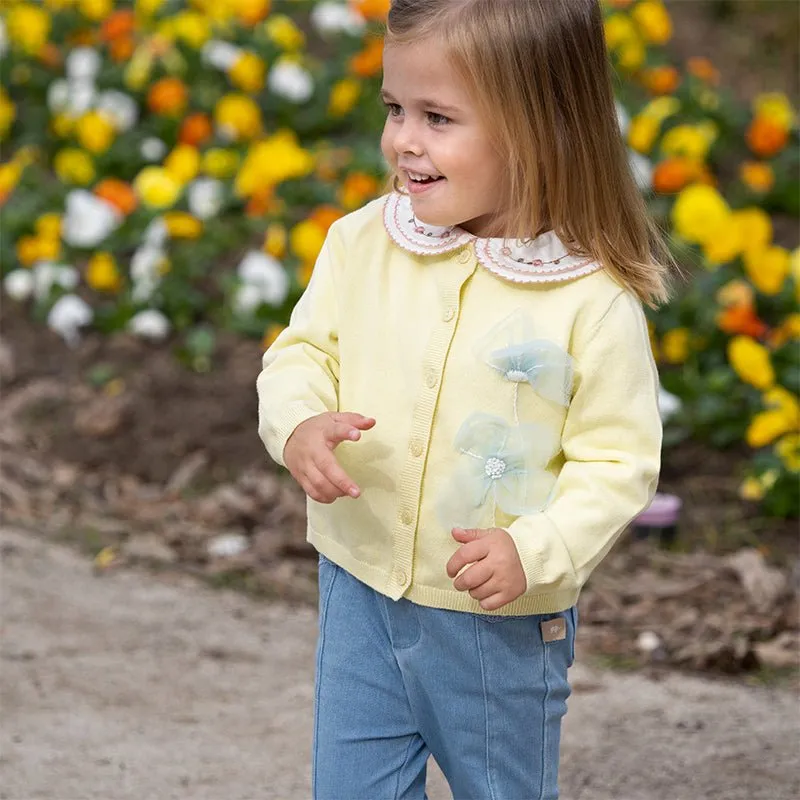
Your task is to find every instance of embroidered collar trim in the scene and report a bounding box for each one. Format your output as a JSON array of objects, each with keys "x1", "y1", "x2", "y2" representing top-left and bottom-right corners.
[{"x1": 383, "y1": 191, "x2": 601, "y2": 285}]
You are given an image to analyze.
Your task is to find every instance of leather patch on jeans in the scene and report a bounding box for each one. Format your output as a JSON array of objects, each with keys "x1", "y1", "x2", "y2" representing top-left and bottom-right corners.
[{"x1": 541, "y1": 617, "x2": 567, "y2": 643}]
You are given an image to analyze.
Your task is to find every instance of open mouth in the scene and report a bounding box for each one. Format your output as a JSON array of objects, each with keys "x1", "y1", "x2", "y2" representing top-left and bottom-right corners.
[{"x1": 407, "y1": 170, "x2": 445, "y2": 185}]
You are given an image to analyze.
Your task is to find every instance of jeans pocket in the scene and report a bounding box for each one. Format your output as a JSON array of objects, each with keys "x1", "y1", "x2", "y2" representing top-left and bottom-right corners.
[{"x1": 568, "y1": 605, "x2": 578, "y2": 667}]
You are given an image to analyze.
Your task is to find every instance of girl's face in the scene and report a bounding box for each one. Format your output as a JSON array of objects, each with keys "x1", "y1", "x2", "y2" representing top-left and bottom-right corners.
[{"x1": 380, "y1": 41, "x2": 507, "y2": 238}]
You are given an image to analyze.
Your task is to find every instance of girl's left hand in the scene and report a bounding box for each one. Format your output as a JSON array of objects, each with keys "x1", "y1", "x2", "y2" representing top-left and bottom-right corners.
[{"x1": 446, "y1": 527, "x2": 527, "y2": 611}]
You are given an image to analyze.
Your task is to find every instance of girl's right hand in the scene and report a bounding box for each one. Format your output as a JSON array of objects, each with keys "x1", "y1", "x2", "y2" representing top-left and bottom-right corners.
[{"x1": 283, "y1": 412, "x2": 376, "y2": 503}]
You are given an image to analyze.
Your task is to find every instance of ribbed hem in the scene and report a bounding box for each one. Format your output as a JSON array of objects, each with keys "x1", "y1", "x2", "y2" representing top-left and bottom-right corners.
[{"x1": 308, "y1": 529, "x2": 579, "y2": 617}]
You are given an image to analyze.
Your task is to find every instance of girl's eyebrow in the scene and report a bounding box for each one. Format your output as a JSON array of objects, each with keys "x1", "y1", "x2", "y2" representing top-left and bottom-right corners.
[{"x1": 380, "y1": 89, "x2": 461, "y2": 115}]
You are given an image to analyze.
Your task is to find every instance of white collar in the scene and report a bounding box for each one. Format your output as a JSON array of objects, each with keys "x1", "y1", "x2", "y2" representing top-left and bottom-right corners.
[{"x1": 383, "y1": 192, "x2": 601, "y2": 285}]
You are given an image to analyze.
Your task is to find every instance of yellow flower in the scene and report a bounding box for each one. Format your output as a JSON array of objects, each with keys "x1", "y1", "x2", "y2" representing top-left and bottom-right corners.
[
  {"x1": 44, "y1": 0, "x2": 77, "y2": 9},
  {"x1": 727, "y1": 336, "x2": 775, "y2": 390},
  {"x1": 671, "y1": 184, "x2": 729, "y2": 245},
  {"x1": 627, "y1": 115, "x2": 660, "y2": 154},
  {"x1": 36, "y1": 213, "x2": 63, "y2": 239},
  {"x1": 290, "y1": 220, "x2": 326, "y2": 265},
  {"x1": 661, "y1": 123, "x2": 716, "y2": 161},
  {"x1": 0, "y1": 88, "x2": 16, "y2": 138},
  {"x1": 641, "y1": 96, "x2": 681, "y2": 123},
  {"x1": 170, "y1": 11, "x2": 212, "y2": 49},
  {"x1": 164, "y1": 144, "x2": 200, "y2": 185},
  {"x1": 743, "y1": 245, "x2": 790, "y2": 296},
  {"x1": 604, "y1": 14, "x2": 638, "y2": 50},
  {"x1": 716, "y1": 279, "x2": 754, "y2": 308},
  {"x1": 7, "y1": 4, "x2": 51, "y2": 55},
  {"x1": 78, "y1": 0, "x2": 113, "y2": 21},
  {"x1": 738, "y1": 470, "x2": 778, "y2": 501},
  {"x1": 764, "y1": 386, "x2": 800, "y2": 424},
  {"x1": 617, "y1": 38, "x2": 645, "y2": 72},
  {"x1": 732, "y1": 207, "x2": 772, "y2": 256},
  {"x1": 134, "y1": 166, "x2": 182, "y2": 208},
  {"x1": 135, "y1": 0, "x2": 166, "y2": 15},
  {"x1": 234, "y1": 130, "x2": 313, "y2": 197},
  {"x1": 86, "y1": 252, "x2": 122, "y2": 293},
  {"x1": 76, "y1": 111, "x2": 116, "y2": 154},
  {"x1": 702, "y1": 214, "x2": 742, "y2": 267},
  {"x1": 747, "y1": 411, "x2": 790, "y2": 448},
  {"x1": 16, "y1": 236, "x2": 42, "y2": 267},
  {"x1": 263, "y1": 223, "x2": 287, "y2": 259},
  {"x1": 265, "y1": 14, "x2": 305, "y2": 51},
  {"x1": 54, "y1": 148, "x2": 96, "y2": 185},
  {"x1": 163, "y1": 211, "x2": 203, "y2": 239},
  {"x1": 661, "y1": 328, "x2": 690, "y2": 364},
  {"x1": 0, "y1": 161, "x2": 23, "y2": 198},
  {"x1": 770, "y1": 313, "x2": 800, "y2": 348},
  {"x1": 37, "y1": 237, "x2": 61, "y2": 262},
  {"x1": 202, "y1": 148, "x2": 240, "y2": 179},
  {"x1": 632, "y1": 0, "x2": 672, "y2": 45},
  {"x1": 262, "y1": 322, "x2": 285, "y2": 350},
  {"x1": 215, "y1": 94, "x2": 263, "y2": 141},
  {"x1": 328, "y1": 78, "x2": 361, "y2": 117},
  {"x1": 230, "y1": 52, "x2": 266, "y2": 93},
  {"x1": 776, "y1": 434, "x2": 800, "y2": 472},
  {"x1": 51, "y1": 113, "x2": 75, "y2": 138},
  {"x1": 753, "y1": 92, "x2": 796, "y2": 132}
]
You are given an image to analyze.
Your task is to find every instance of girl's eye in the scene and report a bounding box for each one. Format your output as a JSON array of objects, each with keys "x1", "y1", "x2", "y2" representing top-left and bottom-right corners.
[{"x1": 382, "y1": 102, "x2": 450, "y2": 127}]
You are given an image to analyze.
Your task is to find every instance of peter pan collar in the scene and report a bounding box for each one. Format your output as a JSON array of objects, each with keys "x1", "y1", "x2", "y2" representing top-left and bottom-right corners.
[{"x1": 383, "y1": 191, "x2": 601, "y2": 285}]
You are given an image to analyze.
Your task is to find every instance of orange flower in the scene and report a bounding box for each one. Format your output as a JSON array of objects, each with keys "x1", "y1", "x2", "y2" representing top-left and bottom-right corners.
[
  {"x1": 238, "y1": 0, "x2": 272, "y2": 26},
  {"x1": 179, "y1": 113, "x2": 213, "y2": 147},
  {"x1": 350, "y1": 0, "x2": 390, "y2": 20},
  {"x1": 687, "y1": 57, "x2": 720, "y2": 85},
  {"x1": 740, "y1": 161, "x2": 775, "y2": 194},
  {"x1": 309, "y1": 205, "x2": 345, "y2": 233},
  {"x1": 339, "y1": 172, "x2": 380, "y2": 210},
  {"x1": 147, "y1": 77, "x2": 188, "y2": 116},
  {"x1": 717, "y1": 304, "x2": 768, "y2": 339},
  {"x1": 68, "y1": 29, "x2": 96, "y2": 48},
  {"x1": 262, "y1": 322, "x2": 285, "y2": 350},
  {"x1": 94, "y1": 178, "x2": 138, "y2": 215},
  {"x1": 245, "y1": 188, "x2": 277, "y2": 217},
  {"x1": 101, "y1": 9, "x2": 136, "y2": 42},
  {"x1": 349, "y1": 37, "x2": 384, "y2": 78},
  {"x1": 652, "y1": 157, "x2": 698, "y2": 194},
  {"x1": 746, "y1": 116, "x2": 789, "y2": 158},
  {"x1": 110, "y1": 37, "x2": 135, "y2": 62},
  {"x1": 38, "y1": 43, "x2": 62, "y2": 69},
  {"x1": 641, "y1": 65, "x2": 680, "y2": 95}
]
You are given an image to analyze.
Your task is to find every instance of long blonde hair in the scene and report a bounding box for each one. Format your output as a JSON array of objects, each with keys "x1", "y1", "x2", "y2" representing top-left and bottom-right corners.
[{"x1": 384, "y1": 0, "x2": 677, "y2": 306}]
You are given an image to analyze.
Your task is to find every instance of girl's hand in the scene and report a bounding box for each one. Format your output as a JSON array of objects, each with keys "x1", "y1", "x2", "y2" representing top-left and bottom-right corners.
[
  {"x1": 446, "y1": 527, "x2": 527, "y2": 611},
  {"x1": 283, "y1": 412, "x2": 375, "y2": 503}
]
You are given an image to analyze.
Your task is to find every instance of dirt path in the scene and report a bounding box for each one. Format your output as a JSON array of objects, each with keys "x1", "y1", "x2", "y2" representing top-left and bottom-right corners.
[{"x1": 2, "y1": 526, "x2": 798, "y2": 800}]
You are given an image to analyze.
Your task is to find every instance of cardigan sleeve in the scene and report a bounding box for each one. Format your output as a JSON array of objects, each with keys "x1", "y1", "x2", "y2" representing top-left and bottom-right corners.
[
  {"x1": 256, "y1": 222, "x2": 344, "y2": 467},
  {"x1": 504, "y1": 290, "x2": 662, "y2": 595}
]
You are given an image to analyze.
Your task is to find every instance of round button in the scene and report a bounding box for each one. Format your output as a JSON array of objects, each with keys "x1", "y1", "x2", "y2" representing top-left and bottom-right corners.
[
  {"x1": 443, "y1": 308, "x2": 455, "y2": 322},
  {"x1": 394, "y1": 568, "x2": 407, "y2": 585},
  {"x1": 425, "y1": 371, "x2": 438, "y2": 388},
  {"x1": 410, "y1": 440, "x2": 423, "y2": 457},
  {"x1": 457, "y1": 249, "x2": 471, "y2": 264},
  {"x1": 401, "y1": 509, "x2": 413, "y2": 525}
]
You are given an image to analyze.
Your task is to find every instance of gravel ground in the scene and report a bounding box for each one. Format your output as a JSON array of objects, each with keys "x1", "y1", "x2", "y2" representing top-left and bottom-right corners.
[{"x1": 1, "y1": 526, "x2": 798, "y2": 800}]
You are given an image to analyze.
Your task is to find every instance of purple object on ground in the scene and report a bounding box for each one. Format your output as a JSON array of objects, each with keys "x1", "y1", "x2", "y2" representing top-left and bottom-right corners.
[{"x1": 634, "y1": 492, "x2": 682, "y2": 527}]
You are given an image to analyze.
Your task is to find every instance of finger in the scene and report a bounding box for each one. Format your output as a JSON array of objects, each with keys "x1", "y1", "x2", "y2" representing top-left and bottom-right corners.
[
  {"x1": 324, "y1": 422, "x2": 364, "y2": 448},
  {"x1": 469, "y1": 581, "x2": 497, "y2": 602},
  {"x1": 453, "y1": 561, "x2": 494, "y2": 592},
  {"x1": 315, "y1": 451, "x2": 361, "y2": 498},
  {"x1": 302, "y1": 464, "x2": 344, "y2": 503},
  {"x1": 446, "y1": 539, "x2": 491, "y2": 578},
  {"x1": 333, "y1": 412, "x2": 376, "y2": 430},
  {"x1": 478, "y1": 592, "x2": 508, "y2": 612}
]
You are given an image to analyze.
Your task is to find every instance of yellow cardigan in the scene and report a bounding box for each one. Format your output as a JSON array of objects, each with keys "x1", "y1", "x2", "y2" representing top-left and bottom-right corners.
[{"x1": 257, "y1": 192, "x2": 662, "y2": 615}]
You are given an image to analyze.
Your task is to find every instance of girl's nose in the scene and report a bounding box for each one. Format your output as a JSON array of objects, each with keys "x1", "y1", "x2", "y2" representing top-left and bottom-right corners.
[{"x1": 393, "y1": 121, "x2": 423, "y2": 156}]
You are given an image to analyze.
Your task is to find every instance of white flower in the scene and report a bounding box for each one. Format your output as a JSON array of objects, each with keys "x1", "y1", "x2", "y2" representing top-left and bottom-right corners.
[
  {"x1": 201, "y1": 40, "x2": 242, "y2": 71},
  {"x1": 658, "y1": 385, "x2": 682, "y2": 423},
  {"x1": 188, "y1": 178, "x2": 223, "y2": 220},
  {"x1": 268, "y1": 61, "x2": 314, "y2": 103},
  {"x1": 141, "y1": 137, "x2": 168, "y2": 162},
  {"x1": 47, "y1": 79, "x2": 71, "y2": 115},
  {"x1": 207, "y1": 533, "x2": 248, "y2": 558},
  {"x1": 234, "y1": 283, "x2": 266, "y2": 315},
  {"x1": 66, "y1": 47, "x2": 101, "y2": 81},
  {"x1": 628, "y1": 150, "x2": 652, "y2": 191},
  {"x1": 130, "y1": 244, "x2": 168, "y2": 302},
  {"x1": 143, "y1": 217, "x2": 169, "y2": 248},
  {"x1": 62, "y1": 190, "x2": 122, "y2": 248},
  {"x1": 310, "y1": 2, "x2": 366, "y2": 36},
  {"x1": 96, "y1": 90, "x2": 138, "y2": 131},
  {"x1": 3, "y1": 269, "x2": 34, "y2": 301},
  {"x1": 67, "y1": 78, "x2": 96, "y2": 116},
  {"x1": 47, "y1": 294, "x2": 93, "y2": 347},
  {"x1": 615, "y1": 100, "x2": 630, "y2": 136},
  {"x1": 33, "y1": 261, "x2": 79, "y2": 301},
  {"x1": 237, "y1": 251, "x2": 289, "y2": 307},
  {"x1": 128, "y1": 309, "x2": 171, "y2": 341}
]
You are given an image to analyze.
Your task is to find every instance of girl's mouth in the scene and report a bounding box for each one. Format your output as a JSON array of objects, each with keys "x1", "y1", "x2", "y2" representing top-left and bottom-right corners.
[{"x1": 406, "y1": 171, "x2": 446, "y2": 195}]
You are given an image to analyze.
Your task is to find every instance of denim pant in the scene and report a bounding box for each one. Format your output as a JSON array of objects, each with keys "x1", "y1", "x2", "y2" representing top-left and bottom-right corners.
[{"x1": 313, "y1": 554, "x2": 577, "y2": 800}]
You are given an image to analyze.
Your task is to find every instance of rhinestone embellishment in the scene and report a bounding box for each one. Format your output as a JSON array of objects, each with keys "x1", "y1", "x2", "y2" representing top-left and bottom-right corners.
[{"x1": 484, "y1": 457, "x2": 507, "y2": 480}]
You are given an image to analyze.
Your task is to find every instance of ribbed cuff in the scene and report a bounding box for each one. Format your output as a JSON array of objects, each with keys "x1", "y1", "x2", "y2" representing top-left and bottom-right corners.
[{"x1": 259, "y1": 401, "x2": 324, "y2": 467}]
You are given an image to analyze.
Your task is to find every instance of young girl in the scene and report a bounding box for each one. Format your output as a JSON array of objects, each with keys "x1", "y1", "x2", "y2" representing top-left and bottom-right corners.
[{"x1": 258, "y1": 1, "x2": 672, "y2": 797}]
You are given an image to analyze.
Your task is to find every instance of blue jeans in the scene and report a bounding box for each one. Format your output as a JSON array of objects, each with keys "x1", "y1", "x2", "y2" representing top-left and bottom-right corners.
[{"x1": 313, "y1": 554, "x2": 577, "y2": 800}]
